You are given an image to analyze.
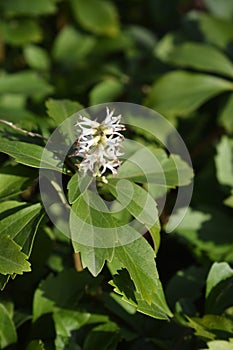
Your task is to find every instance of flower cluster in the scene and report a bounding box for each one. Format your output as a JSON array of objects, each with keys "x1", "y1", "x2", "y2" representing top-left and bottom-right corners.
[{"x1": 72, "y1": 108, "x2": 125, "y2": 178}]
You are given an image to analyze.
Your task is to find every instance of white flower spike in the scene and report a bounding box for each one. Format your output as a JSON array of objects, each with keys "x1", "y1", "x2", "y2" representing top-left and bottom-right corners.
[{"x1": 73, "y1": 108, "x2": 125, "y2": 179}]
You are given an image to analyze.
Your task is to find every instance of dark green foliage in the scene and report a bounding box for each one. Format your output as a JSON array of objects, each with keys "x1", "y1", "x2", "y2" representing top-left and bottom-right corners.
[{"x1": 0, "y1": 0, "x2": 233, "y2": 349}]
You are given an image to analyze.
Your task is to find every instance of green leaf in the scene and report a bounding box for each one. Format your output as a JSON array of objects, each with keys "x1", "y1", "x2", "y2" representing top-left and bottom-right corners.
[
  {"x1": 67, "y1": 172, "x2": 82, "y2": 204},
  {"x1": 26, "y1": 340, "x2": 45, "y2": 350},
  {"x1": 1, "y1": 0, "x2": 58, "y2": 16},
  {"x1": 205, "y1": 262, "x2": 233, "y2": 314},
  {"x1": 70, "y1": 190, "x2": 116, "y2": 275},
  {"x1": 188, "y1": 12, "x2": 233, "y2": 49},
  {"x1": 33, "y1": 269, "x2": 93, "y2": 321},
  {"x1": 83, "y1": 322, "x2": 120, "y2": 350},
  {"x1": 0, "y1": 203, "x2": 42, "y2": 255},
  {"x1": 187, "y1": 315, "x2": 233, "y2": 340},
  {"x1": 166, "y1": 266, "x2": 206, "y2": 309},
  {"x1": 204, "y1": 0, "x2": 233, "y2": 20},
  {"x1": 89, "y1": 79, "x2": 124, "y2": 105},
  {"x1": 46, "y1": 98, "x2": 83, "y2": 125},
  {"x1": 0, "y1": 139, "x2": 62, "y2": 171},
  {"x1": 206, "y1": 262, "x2": 233, "y2": 298},
  {"x1": 0, "y1": 71, "x2": 53, "y2": 97},
  {"x1": 24, "y1": 45, "x2": 50, "y2": 71},
  {"x1": 203, "y1": 339, "x2": 233, "y2": 350},
  {"x1": 115, "y1": 145, "x2": 193, "y2": 187},
  {"x1": 172, "y1": 207, "x2": 233, "y2": 262},
  {"x1": 110, "y1": 267, "x2": 172, "y2": 320},
  {"x1": 0, "y1": 275, "x2": 10, "y2": 291},
  {"x1": 53, "y1": 309, "x2": 89, "y2": 350},
  {"x1": 114, "y1": 237, "x2": 166, "y2": 306},
  {"x1": 0, "y1": 19, "x2": 42, "y2": 46},
  {"x1": 106, "y1": 178, "x2": 158, "y2": 229},
  {"x1": 74, "y1": 244, "x2": 114, "y2": 277},
  {"x1": 224, "y1": 190, "x2": 233, "y2": 208},
  {"x1": 0, "y1": 164, "x2": 33, "y2": 200},
  {"x1": 0, "y1": 200, "x2": 27, "y2": 217},
  {"x1": 52, "y1": 26, "x2": 96, "y2": 65},
  {"x1": 0, "y1": 235, "x2": 31, "y2": 275},
  {"x1": 155, "y1": 38, "x2": 233, "y2": 78},
  {"x1": 215, "y1": 136, "x2": 233, "y2": 187},
  {"x1": 219, "y1": 93, "x2": 233, "y2": 133},
  {"x1": 70, "y1": 0, "x2": 120, "y2": 36},
  {"x1": 0, "y1": 303, "x2": 17, "y2": 348},
  {"x1": 146, "y1": 70, "x2": 233, "y2": 118}
]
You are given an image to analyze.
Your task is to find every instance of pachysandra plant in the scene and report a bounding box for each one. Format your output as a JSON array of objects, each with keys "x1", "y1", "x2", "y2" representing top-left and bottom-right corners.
[{"x1": 0, "y1": 104, "x2": 195, "y2": 322}]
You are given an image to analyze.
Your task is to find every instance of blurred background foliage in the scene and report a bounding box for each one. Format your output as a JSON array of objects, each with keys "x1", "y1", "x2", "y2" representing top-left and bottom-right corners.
[{"x1": 0, "y1": 0, "x2": 233, "y2": 349}]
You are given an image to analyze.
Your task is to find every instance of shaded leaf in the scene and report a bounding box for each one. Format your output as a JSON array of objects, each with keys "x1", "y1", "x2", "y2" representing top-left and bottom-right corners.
[
  {"x1": 26, "y1": 340, "x2": 46, "y2": 350},
  {"x1": 0, "y1": 202, "x2": 43, "y2": 255},
  {"x1": 46, "y1": 98, "x2": 83, "y2": 125},
  {"x1": 0, "y1": 164, "x2": 33, "y2": 200},
  {"x1": 166, "y1": 266, "x2": 206, "y2": 309},
  {"x1": 83, "y1": 322, "x2": 120, "y2": 350},
  {"x1": 0, "y1": 303, "x2": 17, "y2": 348},
  {"x1": 172, "y1": 207, "x2": 233, "y2": 262},
  {"x1": 53, "y1": 309, "x2": 89, "y2": 350},
  {"x1": 33, "y1": 269, "x2": 91, "y2": 321}
]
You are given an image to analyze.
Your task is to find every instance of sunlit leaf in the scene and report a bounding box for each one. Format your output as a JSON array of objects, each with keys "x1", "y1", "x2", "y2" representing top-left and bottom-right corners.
[
  {"x1": 187, "y1": 12, "x2": 233, "y2": 49},
  {"x1": 0, "y1": 235, "x2": 31, "y2": 275},
  {"x1": 0, "y1": 139, "x2": 62, "y2": 171},
  {"x1": 202, "y1": 339, "x2": 233, "y2": 350},
  {"x1": 0, "y1": 71, "x2": 53, "y2": 97},
  {"x1": 110, "y1": 267, "x2": 172, "y2": 320},
  {"x1": 24, "y1": 45, "x2": 50, "y2": 71},
  {"x1": 52, "y1": 26, "x2": 96, "y2": 65},
  {"x1": 187, "y1": 314, "x2": 233, "y2": 340},
  {"x1": 156, "y1": 38, "x2": 233, "y2": 78},
  {"x1": 219, "y1": 93, "x2": 233, "y2": 133},
  {"x1": 215, "y1": 136, "x2": 233, "y2": 187},
  {"x1": 146, "y1": 70, "x2": 233, "y2": 118},
  {"x1": 1, "y1": 0, "x2": 58, "y2": 16},
  {"x1": 70, "y1": 0, "x2": 120, "y2": 36},
  {"x1": 205, "y1": 262, "x2": 233, "y2": 314},
  {"x1": 89, "y1": 79, "x2": 124, "y2": 105},
  {"x1": 204, "y1": 0, "x2": 233, "y2": 20},
  {"x1": 0, "y1": 19, "x2": 42, "y2": 46}
]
